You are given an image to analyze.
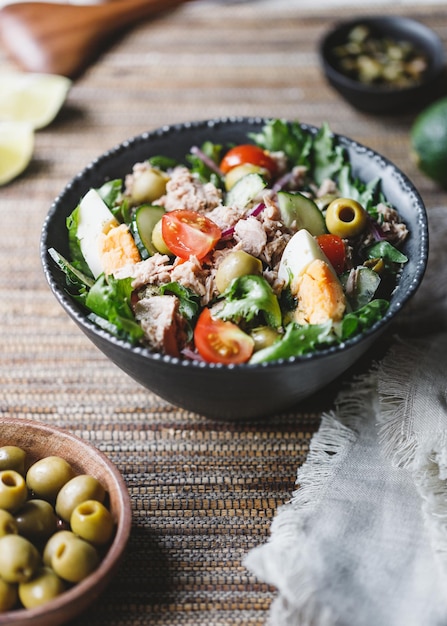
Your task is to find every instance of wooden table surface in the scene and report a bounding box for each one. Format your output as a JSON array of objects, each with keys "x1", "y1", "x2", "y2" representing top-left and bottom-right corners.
[{"x1": 1, "y1": 2, "x2": 446, "y2": 625}]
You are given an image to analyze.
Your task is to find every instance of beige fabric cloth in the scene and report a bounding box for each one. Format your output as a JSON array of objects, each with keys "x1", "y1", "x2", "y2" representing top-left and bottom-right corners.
[{"x1": 245, "y1": 207, "x2": 447, "y2": 625}]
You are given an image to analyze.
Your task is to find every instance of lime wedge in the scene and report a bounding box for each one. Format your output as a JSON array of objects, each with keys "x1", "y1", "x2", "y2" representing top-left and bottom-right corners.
[
  {"x1": 0, "y1": 73, "x2": 71, "y2": 130},
  {"x1": 0, "y1": 122, "x2": 34, "y2": 186}
]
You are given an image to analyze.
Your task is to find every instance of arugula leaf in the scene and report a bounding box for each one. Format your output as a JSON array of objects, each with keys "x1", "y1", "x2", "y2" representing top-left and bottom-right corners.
[
  {"x1": 340, "y1": 299, "x2": 389, "y2": 339},
  {"x1": 250, "y1": 321, "x2": 334, "y2": 363},
  {"x1": 311, "y1": 122, "x2": 346, "y2": 186},
  {"x1": 337, "y1": 164, "x2": 384, "y2": 214},
  {"x1": 365, "y1": 241, "x2": 408, "y2": 268},
  {"x1": 66, "y1": 206, "x2": 92, "y2": 276},
  {"x1": 249, "y1": 119, "x2": 312, "y2": 168},
  {"x1": 85, "y1": 274, "x2": 143, "y2": 343},
  {"x1": 186, "y1": 141, "x2": 222, "y2": 186},
  {"x1": 217, "y1": 275, "x2": 282, "y2": 328}
]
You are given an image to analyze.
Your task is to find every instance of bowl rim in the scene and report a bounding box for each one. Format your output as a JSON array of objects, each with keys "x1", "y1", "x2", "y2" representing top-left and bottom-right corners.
[
  {"x1": 319, "y1": 14, "x2": 446, "y2": 95},
  {"x1": 0, "y1": 416, "x2": 132, "y2": 624},
  {"x1": 40, "y1": 115, "x2": 429, "y2": 372}
]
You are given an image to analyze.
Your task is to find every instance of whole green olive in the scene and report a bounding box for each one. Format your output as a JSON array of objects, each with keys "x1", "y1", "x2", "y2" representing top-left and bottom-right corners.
[
  {"x1": 0, "y1": 509, "x2": 18, "y2": 538},
  {"x1": 26, "y1": 456, "x2": 75, "y2": 502},
  {"x1": 18, "y1": 566, "x2": 65, "y2": 609},
  {"x1": 0, "y1": 534, "x2": 40, "y2": 583},
  {"x1": 215, "y1": 250, "x2": 263, "y2": 294},
  {"x1": 15, "y1": 499, "x2": 58, "y2": 542},
  {"x1": 70, "y1": 500, "x2": 115, "y2": 546},
  {"x1": 251, "y1": 326, "x2": 281, "y2": 352},
  {"x1": 42, "y1": 530, "x2": 76, "y2": 567},
  {"x1": 46, "y1": 531, "x2": 99, "y2": 583},
  {"x1": 325, "y1": 197, "x2": 368, "y2": 239},
  {"x1": 0, "y1": 470, "x2": 28, "y2": 513},
  {"x1": 55, "y1": 475, "x2": 106, "y2": 522},
  {"x1": 0, "y1": 446, "x2": 26, "y2": 475},
  {"x1": 0, "y1": 577, "x2": 18, "y2": 612},
  {"x1": 130, "y1": 167, "x2": 169, "y2": 204}
]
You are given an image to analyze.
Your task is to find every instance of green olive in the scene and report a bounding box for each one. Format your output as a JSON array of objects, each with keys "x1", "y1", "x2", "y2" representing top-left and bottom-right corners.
[
  {"x1": 251, "y1": 326, "x2": 281, "y2": 352},
  {"x1": 325, "y1": 198, "x2": 368, "y2": 238},
  {"x1": 0, "y1": 577, "x2": 18, "y2": 612},
  {"x1": 130, "y1": 167, "x2": 169, "y2": 204},
  {"x1": 151, "y1": 218, "x2": 172, "y2": 255},
  {"x1": 42, "y1": 530, "x2": 76, "y2": 567},
  {"x1": 0, "y1": 470, "x2": 28, "y2": 513},
  {"x1": 15, "y1": 499, "x2": 58, "y2": 542},
  {"x1": 18, "y1": 566, "x2": 65, "y2": 609},
  {"x1": 0, "y1": 509, "x2": 18, "y2": 538},
  {"x1": 215, "y1": 250, "x2": 263, "y2": 294},
  {"x1": 47, "y1": 531, "x2": 99, "y2": 583},
  {"x1": 55, "y1": 475, "x2": 106, "y2": 522},
  {"x1": 26, "y1": 456, "x2": 75, "y2": 502},
  {"x1": 0, "y1": 534, "x2": 40, "y2": 583},
  {"x1": 70, "y1": 500, "x2": 115, "y2": 546},
  {"x1": 0, "y1": 446, "x2": 26, "y2": 475}
]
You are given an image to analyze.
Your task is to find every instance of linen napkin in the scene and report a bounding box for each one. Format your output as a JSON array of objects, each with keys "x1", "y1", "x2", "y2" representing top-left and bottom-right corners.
[{"x1": 244, "y1": 207, "x2": 447, "y2": 626}]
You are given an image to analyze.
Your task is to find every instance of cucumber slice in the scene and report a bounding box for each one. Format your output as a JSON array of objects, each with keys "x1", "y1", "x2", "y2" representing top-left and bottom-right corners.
[
  {"x1": 131, "y1": 205, "x2": 165, "y2": 258},
  {"x1": 225, "y1": 173, "x2": 266, "y2": 208},
  {"x1": 277, "y1": 191, "x2": 327, "y2": 236}
]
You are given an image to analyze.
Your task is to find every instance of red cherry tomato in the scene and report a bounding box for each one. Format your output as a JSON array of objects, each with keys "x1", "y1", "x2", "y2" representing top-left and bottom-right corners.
[
  {"x1": 162, "y1": 210, "x2": 221, "y2": 260},
  {"x1": 316, "y1": 234, "x2": 346, "y2": 274},
  {"x1": 194, "y1": 308, "x2": 254, "y2": 365},
  {"x1": 219, "y1": 144, "x2": 277, "y2": 177}
]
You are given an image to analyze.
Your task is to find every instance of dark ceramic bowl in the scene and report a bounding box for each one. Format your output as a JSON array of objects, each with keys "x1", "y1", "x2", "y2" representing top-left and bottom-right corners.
[
  {"x1": 319, "y1": 16, "x2": 446, "y2": 114},
  {"x1": 41, "y1": 117, "x2": 428, "y2": 420}
]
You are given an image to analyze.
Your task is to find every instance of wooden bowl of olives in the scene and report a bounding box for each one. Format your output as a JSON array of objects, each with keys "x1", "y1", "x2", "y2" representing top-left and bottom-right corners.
[
  {"x1": 319, "y1": 16, "x2": 445, "y2": 114},
  {"x1": 0, "y1": 417, "x2": 132, "y2": 626}
]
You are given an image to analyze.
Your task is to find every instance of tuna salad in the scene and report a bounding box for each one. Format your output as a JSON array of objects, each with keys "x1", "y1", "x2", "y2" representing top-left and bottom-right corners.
[{"x1": 50, "y1": 119, "x2": 409, "y2": 365}]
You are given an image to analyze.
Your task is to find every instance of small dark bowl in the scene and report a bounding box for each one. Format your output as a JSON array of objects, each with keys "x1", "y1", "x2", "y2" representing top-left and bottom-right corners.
[
  {"x1": 319, "y1": 16, "x2": 446, "y2": 114},
  {"x1": 41, "y1": 117, "x2": 428, "y2": 420}
]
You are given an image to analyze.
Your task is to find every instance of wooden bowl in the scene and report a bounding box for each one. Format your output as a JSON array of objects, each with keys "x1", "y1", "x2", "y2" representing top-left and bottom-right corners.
[{"x1": 0, "y1": 417, "x2": 132, "y2": 626}]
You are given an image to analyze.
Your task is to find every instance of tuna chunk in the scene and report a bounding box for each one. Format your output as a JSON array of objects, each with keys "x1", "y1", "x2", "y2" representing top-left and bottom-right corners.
[
  {"x1": 233, "y1": 216, "x2": 267, "y2": 258},
  {"x1": 134, "y1": 294, "x2": 187, "y2": 357},
  {"x1": 113, "y1": 253, "x2": 172, "y2": 289},
  {"x1": 158, "y1": 166, "x2": 222, "y2": 213}
]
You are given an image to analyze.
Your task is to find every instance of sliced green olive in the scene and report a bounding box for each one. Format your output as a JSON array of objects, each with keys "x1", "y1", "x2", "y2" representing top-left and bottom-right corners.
[{"x1": 325, "y1": 198, "x2": 368, "y2": 238}]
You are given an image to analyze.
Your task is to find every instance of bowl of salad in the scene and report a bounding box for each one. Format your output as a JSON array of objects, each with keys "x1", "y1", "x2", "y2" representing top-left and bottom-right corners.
[{"x1": 41, "y1": 117, "x2": 428, "y2": 419}]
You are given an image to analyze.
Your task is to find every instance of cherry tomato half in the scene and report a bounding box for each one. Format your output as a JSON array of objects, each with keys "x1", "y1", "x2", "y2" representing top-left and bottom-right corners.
[
  {"x1": 194, "y1": 308, "x2": 254, "y2": 365},
  {"x1": 219, "y1": 144, "x2": 277, "y2": 177},
  {"x1": 316, "y1": 233, "x2": 346, "y2": 274},
  {"x1": 162, "y1": 210, "x2": 221, "y2": 260}
]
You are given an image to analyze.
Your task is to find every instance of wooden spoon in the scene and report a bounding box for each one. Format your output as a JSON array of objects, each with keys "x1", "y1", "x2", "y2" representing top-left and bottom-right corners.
[{"x1": 0, "y1": 0, "x2": 192, "y2": 79}]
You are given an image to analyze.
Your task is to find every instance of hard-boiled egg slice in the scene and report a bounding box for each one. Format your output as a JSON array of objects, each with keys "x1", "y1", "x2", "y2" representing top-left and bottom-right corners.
[
  {"x1": 278, "y1": 228, "x2": 337, "y2": 288},
  {"x1": 76, "y1": 188, "x2": 120, "y2": 278}
]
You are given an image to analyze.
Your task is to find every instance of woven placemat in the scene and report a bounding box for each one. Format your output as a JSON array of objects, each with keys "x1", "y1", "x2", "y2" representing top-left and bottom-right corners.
[{"x1": 1, "y1": 3, "x2": 446, "y2": 624}]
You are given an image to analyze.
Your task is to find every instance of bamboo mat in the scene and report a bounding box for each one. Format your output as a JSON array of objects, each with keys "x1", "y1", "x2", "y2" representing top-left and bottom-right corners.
[{"x1": 1, "y1": 3, "x2": 446, "y2": 625}]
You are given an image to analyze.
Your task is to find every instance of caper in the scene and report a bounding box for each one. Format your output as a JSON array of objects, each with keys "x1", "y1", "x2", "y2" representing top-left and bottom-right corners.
[
  {"x1": 26, "y1": 456, "x2": 75, "y2": 502},
  {"x1": 55, "y1": 475, "x2": 106, "y2": 522},
  {"x1": 70, "y1": 500, "x2": 115, "y2": 546},
  {"x1": 0, "y1": 534, "x2": 40, "y2": 583},
  {"x1": 0, "y1": 577, "x2": 18, "y2": 612},
  {"x1": 15, "y1": 499, "x2": 58, "y2": 542},
  {"x1": 0, "y1": 446, "x2": 26, "y2": 475},
  {"x1": 46, "y1": 531, "x2": 99, "y2": 583},
  {"x1": 325, "y1": 198, "x2": 368, "y2": 239},
  {"x1": 18, "y1": 566, "x2": 65, "y2": 609},
  {"x1": 0, "y1": 509, "x2": 18, "y2": 538},
  {"x1": 251, "y1": 326, "x2": 281, "y2": 352},
  {"x1": 0, "y1": 470, "x2": 28, "y2": 513},
  {"x1": 215, "y1": 250, "x2": 263, "y2": 294}
]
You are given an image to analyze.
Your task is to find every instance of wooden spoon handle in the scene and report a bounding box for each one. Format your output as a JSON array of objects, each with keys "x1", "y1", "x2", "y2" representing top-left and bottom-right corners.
[{"x1": 0, "y1": 0, "x2": 192, "y2": 78}]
